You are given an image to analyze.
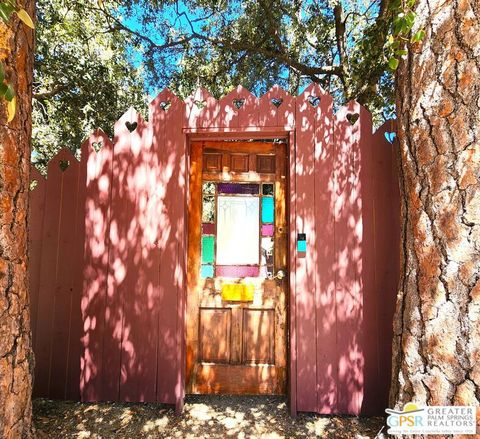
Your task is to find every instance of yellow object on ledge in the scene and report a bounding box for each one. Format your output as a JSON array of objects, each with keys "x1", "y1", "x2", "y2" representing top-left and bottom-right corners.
[{"x1": 221, "y1": 283, "x2": 255, "y2": 301}]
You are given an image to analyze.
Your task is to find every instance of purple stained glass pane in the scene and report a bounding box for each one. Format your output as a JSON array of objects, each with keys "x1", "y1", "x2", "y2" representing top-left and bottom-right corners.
[
  {"x1": 261, "y1": 224, "x2": 274, "y2": 236},
  {"x1": 216, "y1": 265, "x2": 260, "y2": 277},
  {"x1": 202, "y1": 223, "x2": 215, "y2": 234},
  {"x1": 217, "y1": 183, "x2": 259, "y2": 195}
]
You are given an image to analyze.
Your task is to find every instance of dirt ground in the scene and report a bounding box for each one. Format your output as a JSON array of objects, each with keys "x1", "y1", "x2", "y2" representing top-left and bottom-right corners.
[{"x1": 33, "y1": 396, "x2": 387, "y2": 438}]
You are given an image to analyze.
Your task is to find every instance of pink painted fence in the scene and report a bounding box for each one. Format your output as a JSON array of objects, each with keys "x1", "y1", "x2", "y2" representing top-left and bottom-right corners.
[{"x1": 28, "y1": 84, "x2": 399, "y2": 415}]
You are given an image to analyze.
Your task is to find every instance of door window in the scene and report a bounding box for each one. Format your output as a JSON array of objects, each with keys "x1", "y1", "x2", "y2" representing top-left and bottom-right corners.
[{"x1": 200, "y1": 182, "x2": 275, "y2": 279}]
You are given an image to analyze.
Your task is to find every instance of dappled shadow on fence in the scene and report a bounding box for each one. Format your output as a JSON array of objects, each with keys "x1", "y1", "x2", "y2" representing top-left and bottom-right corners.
[{"x1": 28, "y1": 84, "x2": 399, "y2": 415}]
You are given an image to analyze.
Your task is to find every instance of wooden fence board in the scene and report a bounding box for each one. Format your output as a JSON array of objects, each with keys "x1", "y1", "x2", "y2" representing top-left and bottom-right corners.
[
  {"x1": 334, "y1": 103, "x2": 363, "y2": 414},
  {"x1": 66, "y1": 137, "x2": 88, "y2": 400},
  {"x1": 294, "y1": 84, "x2": 318, "y2": 412},
  {"x1": 150, "y1": 89, "x2": 185, "y2": 405},
  {"x1": 314, "y1": 90, "x2": 337, "y2": 414},
  {"x1": 28, "y1": 169, "x2": 46, "y2": 350},
  {"x1": 34, "y1": 156, "x2": 64, "y2": 396},
  {"x1": 81, "y1": 130, "x2": 114, "y2": 401},
  {"x1": 49, "y1": 149, "x2": 80, "y2": 399}
]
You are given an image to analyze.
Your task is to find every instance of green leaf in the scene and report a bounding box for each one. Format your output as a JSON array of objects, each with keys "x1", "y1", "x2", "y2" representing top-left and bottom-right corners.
[
  {"x1": 4, "y1": 83, "x2": 15, "y2": 101},
  {"x1": 0, "y1": 82, "x2": 7, "y2": 97},
  {"x1": 405, "y1": 11, "x2": 416, "y2": 28},
  {"x1": 0, "y1": 2, "x2": 15, "y2": 22},
  {"x1": 411, "y1": 30, "x2": 426, "y2": 43},
  {"x1": 395, "y1": 49, "x2": 408, "y2": 56},
  {"x1": 389, "y1": 58, "x2": 400, "y2": 70}
]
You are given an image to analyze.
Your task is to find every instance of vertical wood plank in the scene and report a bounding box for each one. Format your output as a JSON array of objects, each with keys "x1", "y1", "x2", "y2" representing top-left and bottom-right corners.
[
  {"x1": 28, "y1": 168, "x2": 46, "y2": 351},
  {"x1": 294, "y1": 84, "x2": 318, "y2": 412},
  {"x1": 81, "y1": 130, "x2": 114, "y2": 401},
  {"x1": 49, "y1": 149, "x2": 80, "y2": 399},
  {"x1": 114, "y1": 111, "x2": 160, "y2": 402},
  {"x1": 356, "y1": 108, "x2": 378, "y2": 415},
  {"x1": 288, "y1": 128, "x2": 297, "y2": 416},
  {"x1": 313, "y1": 91, "x2": 338, "y2": 414},
  {"x1": 184, "y1": 88, "x2": 219, "y2": 129},
  {"x1": 150, "y1": 90, "x2": 185, "y2": 405},
  {"x1": 217, "y1": 86, "x2": 259, "y2": 128},
  {"x1": 66, "y1": 134, "x2": 91, "y2": 400},
  {"x1": 34, "y1": 155, "x2": 64, "y2": 397},
  {"x1": 103, "y1": 109, "x2": 141, "y2": 401},
  {"x1": 258, "y1": 86, "x2": 295, "y2": 128},
  {"x1": 373, "y1": 122, "x2": 400, "y2": 412},
  {"x1": 334, "y1": 103, "x2": 363, "y2": 415}
]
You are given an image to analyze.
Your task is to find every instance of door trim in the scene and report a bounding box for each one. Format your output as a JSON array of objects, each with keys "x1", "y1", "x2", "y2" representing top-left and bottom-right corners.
[{"x1": 184, "y1": 131, "x2": 294, "y2": 409}]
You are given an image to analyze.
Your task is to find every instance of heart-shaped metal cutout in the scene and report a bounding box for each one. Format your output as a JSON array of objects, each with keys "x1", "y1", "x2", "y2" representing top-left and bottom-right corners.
[
  {"x1": 125, "y1": 121, "x2": 137, "y2": 132},
  {"x1": 271, "y1": 98, "x2": 283, "y2": 108},
  {"x1": 346, "y1": 113, "x2": 359, "y2": 125},
  {"x1": 194, "y1": 100, "x2": 207, "y2": 109},
  {"x1": 233, "y1": 98, "x2": 245, "y2": 110},
  {"x1": 159, "y1": 101, "x2": 171, "y2": 111},
  {"x1": 308, "y1": 96, "x2": 321, "y2": 108},
  {"x1": 92, "y1": 141, "x2": 103, "y2": 152},
  {"x1": 384, "y1": 131, "x2": 396, "y2": 144},
  {"x1": 59, "y1": 160, "x2": 70, "y2": 172}
]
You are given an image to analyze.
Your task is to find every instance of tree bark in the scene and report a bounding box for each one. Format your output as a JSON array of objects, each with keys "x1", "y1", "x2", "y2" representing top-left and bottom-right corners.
[
  {"x1": 391, "y1": 0, "x2": 480, "y2": 415},
  {"x1": 0, "y1": 1, "x2": 35, "y2": 438}
]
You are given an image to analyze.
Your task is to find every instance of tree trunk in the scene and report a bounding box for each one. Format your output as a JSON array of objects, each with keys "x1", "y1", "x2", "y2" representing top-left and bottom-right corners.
[
  {"x1": 0, "y1": 1, "x2": 35, "y2": 438},
  {"x1": 390, "y1": 0, "x2": 480, "y2": 414}
]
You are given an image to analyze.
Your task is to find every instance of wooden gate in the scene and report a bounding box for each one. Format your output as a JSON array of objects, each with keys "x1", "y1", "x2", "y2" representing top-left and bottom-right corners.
[{"x1": 28, "y1": 84, "x2": 399, "y2": 415}]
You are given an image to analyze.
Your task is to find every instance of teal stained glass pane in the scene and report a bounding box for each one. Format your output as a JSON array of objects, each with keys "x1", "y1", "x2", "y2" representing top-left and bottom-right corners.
[
  {"x1": 200, "y1": 265, "x2": 214, "y2": 278},
  {"x1": 201, "y1": 236, "x2": 215, "y2": 263},
  {"x1": 262, "y1": 197, "x2": 274, "y2": 223}
]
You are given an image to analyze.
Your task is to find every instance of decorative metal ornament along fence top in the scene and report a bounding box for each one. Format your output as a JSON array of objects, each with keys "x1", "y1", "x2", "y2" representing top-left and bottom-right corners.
[{"x1": 29, "y1": 84, "x2": 399, "y2": 416}]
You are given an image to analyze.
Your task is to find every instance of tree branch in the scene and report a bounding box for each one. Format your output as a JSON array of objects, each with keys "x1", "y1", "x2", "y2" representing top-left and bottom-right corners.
[{"x1": 33, "y1": 84, "x2": 68, "y2": 101}]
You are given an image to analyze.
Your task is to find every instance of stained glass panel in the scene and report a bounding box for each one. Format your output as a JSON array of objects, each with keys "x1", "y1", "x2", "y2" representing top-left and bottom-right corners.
[
  {"x1": 201, "y1": 236, "x2": 215, "y2": 263},
  {"x1": 202, "y1": 181, "x2": 216, "y2": 194},
  {"x1": 261, "y1": 237, "x2": 274, "y2": 265},
  {"x1": 202, "y1": 195, "x2": 215, "y2": 223},
  {"x1": 200, "y1": 265, "x2": 214, "y2": 278},
  {"x1": 262, "y1": 183, "x2": 274, "y2": 196},
  {"x1": 202, "y1": 223, "x2": 215, "y2": 234},
  {"x1": 216, "y1": 196, "x2": 259, "y2": 265},
  {"x1": 216, "y1": 265, "x2": 260, "y2": 277},
  {"x1": 262, "y1": 197, "x2": 274, "y2": 223},
  {"x1": 217, "y1": 183, "x2": 259, "y2": 195},
  {"x1": 261, "y1": 224, "x2": 274, "y2": 236}
]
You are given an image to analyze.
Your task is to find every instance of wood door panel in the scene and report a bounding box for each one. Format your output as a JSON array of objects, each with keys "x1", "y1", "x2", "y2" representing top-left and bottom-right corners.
[
  {"x1": 192, "y1": 364, "x2": 286, "y2": 394},
  {"x1": 199, "y1": 308, "x2": 231, "y2": 363},
  {"x1": 187, "y1": 141, "x2": 287, "y2": 395},
  {"x1": 242, "y1": 309, "x2": 275, "y2": 364}
]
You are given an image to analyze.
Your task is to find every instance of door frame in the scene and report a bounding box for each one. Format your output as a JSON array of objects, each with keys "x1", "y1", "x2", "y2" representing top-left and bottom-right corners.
[{"x1": 180, "y1": 128, "x2": 297, "y2": 415}]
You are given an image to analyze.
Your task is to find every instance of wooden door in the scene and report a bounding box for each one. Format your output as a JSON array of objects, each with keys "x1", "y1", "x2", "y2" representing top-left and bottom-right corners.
[{"x1": 187, "y1": 140, "x2": 288, "y2": 394}]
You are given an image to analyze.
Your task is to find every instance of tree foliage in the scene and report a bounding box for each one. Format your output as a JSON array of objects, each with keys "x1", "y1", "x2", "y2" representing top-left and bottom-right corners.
[
  {"x1": 32, "y1": 0, "x2": 146, "y2": 172},
  {"x1": 33, "y1": 0, "x2": 421, "y2": 168},
  {"x1": 114, "y1": 0, "x2": 399, "y2": 119}
]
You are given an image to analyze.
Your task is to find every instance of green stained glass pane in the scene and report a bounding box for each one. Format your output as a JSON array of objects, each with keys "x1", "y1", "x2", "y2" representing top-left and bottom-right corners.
[
  {"x1": 201, "y1": 236, "x2": 215, "y2": 263},
  {"x1": 262, "y1": 197, "x2": 274, "y2": 223},
  {"x1": 200, "y1": 265, "x2": 214, "y2": 278}
]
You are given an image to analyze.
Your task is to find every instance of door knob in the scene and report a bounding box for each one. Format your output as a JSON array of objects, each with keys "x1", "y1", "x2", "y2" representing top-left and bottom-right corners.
[{"x1": 273, "y1": 269, "x2": 286, "y2": 280}]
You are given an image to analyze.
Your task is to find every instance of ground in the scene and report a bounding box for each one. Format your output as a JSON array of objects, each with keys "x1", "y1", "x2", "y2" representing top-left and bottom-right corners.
[{"x1": 33, "y1": 396, "x2": 386, "y2": 438}]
